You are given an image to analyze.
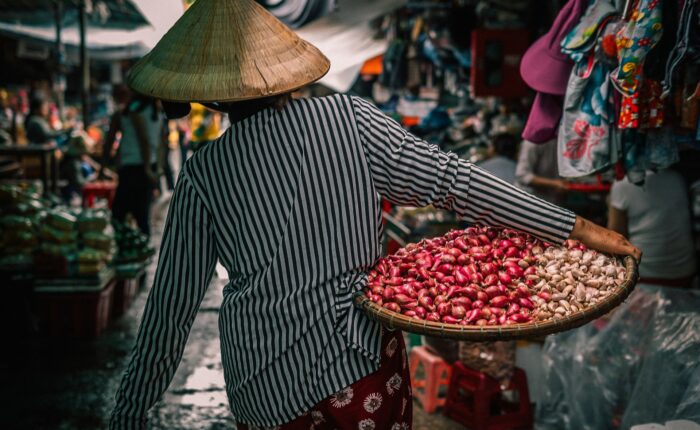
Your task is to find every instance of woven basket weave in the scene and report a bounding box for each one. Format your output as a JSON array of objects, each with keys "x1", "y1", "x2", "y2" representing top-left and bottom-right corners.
[{"x1": 354, "y1": 256, "x2": 639, "y2": 341}]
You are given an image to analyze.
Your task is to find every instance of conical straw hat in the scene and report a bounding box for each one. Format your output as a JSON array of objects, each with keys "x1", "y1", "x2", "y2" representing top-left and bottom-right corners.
[{"x1": 127, "y1": 0, "x2": 330, "y2": 102}]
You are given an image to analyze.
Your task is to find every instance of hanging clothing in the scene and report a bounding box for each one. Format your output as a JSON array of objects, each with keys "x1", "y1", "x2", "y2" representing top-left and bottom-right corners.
[
  {"x1": 611, "y1": 0, "x2": 664, "y2": 97},
  {"x1": 558, "y1": 55, "x2": 615, "y2": 178},
  {"x1": 661, "y1": 0, "x2": 699, "y2": 96},
  {"x1": 110, "y1": 95, "x2": 576, "y2": 429}
]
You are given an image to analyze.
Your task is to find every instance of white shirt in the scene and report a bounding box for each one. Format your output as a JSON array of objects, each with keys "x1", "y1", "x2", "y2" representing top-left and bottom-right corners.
[
  {"x1": 118, "y1": 103, "x2": 162, "y2": 167},
  {"x1": 610, "y1": 170, "x2": 697, "y2": 279}
]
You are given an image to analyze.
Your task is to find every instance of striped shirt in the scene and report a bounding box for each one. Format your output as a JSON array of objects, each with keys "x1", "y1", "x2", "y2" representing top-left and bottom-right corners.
[{"x1": 111, "y1": 95, "x2": 576, "y2": 428}]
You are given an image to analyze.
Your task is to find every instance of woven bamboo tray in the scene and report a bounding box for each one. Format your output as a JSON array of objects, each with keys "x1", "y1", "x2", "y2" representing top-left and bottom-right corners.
[{"x1": 354, "y1": 256, "x2": 639, "y2": 341}]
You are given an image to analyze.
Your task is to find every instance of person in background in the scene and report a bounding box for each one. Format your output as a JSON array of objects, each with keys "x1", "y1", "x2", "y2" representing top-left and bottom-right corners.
[
  {"x1": 0, "y1": 88, "x2": 17, "y2": 144},
  {"x1": 188, "y1": 103, "x2": 220, "y2": 152},
  {"x1": 608, "y1": 168, "x2": 697, "y2": 287},
  {"x1": 24, "y1": 95, "x2": 72, "y2": 146},
  {"x1": 515, "y1": 138, "x2": 568, "y2": 204},
  {"x1": 478, "y1": 133, "x2": 518, "y2": 184},
  {"x1": 60, "y1": 134, "x2": 90, "y2": 202},
  {"x1": 175, "y1": 118, "x2": 191, "y2": 170},
  {"x1": 103, "y1": 93, "x2": 164, "y2": 237}
]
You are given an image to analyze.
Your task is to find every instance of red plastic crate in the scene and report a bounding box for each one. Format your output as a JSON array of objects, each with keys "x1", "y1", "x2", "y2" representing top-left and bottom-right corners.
[
  {"x1": 82, "y1": 181, "x2": 117, "y2": 208},
  {"x1": 444, "y1": 362, "x2": 533, "y2": 430},
  {"x1": 34, "y1": 279, "x2": 115, "y2": 338}
]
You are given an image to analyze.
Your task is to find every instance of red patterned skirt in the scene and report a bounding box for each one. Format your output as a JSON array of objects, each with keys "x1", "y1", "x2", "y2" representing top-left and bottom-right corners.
[{"x1": 237, "y1": 329, "x2": 412, "y2": 430}]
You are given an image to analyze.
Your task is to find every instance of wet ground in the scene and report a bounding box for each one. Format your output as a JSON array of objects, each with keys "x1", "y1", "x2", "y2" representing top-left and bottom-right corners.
[{"x1": 1, "y1": 192, "x2": 465, "y2": 429}]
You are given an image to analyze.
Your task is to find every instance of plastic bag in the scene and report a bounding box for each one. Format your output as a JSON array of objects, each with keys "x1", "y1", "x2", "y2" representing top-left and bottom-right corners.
[
  {"x1": 536, "y1": 285, "x2": 700, "y2": 430},
  {"x1": 458, "y1": 341, "x2": 516, "y2": 387}
]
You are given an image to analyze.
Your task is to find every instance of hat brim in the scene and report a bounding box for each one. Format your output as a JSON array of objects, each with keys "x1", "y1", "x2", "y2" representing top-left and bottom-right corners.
[{"x1": 520, "y1": 36, "x2": 573, "y2": 96}]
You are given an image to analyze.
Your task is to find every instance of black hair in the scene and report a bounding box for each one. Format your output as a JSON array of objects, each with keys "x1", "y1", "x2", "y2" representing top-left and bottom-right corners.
[
  {"x1": 217, "y1": 93, "x2": 292, "y2": 123},
  {"x1": 491, "y1": 133, "x2": 518, "y2": 160}
]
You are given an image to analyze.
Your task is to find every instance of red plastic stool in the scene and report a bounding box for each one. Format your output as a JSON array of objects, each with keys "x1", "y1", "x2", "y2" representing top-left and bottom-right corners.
[
  {"x1": 409, "y1": 345, "x2": 452, "y2": 413},
  {"x1": 444, "y1": 362, "x2": 533, "y2": 430},
  {"x1": 82, "y1": 181, "x2": 117, "y2": 208}
]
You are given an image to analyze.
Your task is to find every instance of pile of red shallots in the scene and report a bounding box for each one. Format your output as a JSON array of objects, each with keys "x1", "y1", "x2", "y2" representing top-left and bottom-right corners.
[{"x1": 365, "y1": 226, "x2": 627, "y2": 326}]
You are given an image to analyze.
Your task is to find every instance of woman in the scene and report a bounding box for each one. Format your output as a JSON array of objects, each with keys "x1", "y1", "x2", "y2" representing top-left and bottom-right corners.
[
  {"x1": 608, "y1": 168, "x2": 696, "y2": 287},
  {"x1": 103, "y1": 93, "x2": 165, "y2": 237},
  {"x1": 24, "y1": 95, "x2": 71, "y2": 145},
  {"x1": 111, "y1": 1, "x2": 640, "y2": 429}
]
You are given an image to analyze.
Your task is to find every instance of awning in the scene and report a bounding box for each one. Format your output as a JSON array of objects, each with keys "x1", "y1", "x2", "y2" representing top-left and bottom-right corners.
[
  {"x1": 296, "y1": 0, "x2": 405, "y2": 93},
  {"x1": 0, "y1": 0, "x2": 148, "y2": 29},
  {"x1": 0, "y1": 0, "x2": 182, "y2": 61}
]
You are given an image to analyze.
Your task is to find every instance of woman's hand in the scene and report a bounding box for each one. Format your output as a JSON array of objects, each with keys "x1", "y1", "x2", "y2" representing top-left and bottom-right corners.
[{"x1": 570, "y1": 216, "x2": 642, "y2": 262}]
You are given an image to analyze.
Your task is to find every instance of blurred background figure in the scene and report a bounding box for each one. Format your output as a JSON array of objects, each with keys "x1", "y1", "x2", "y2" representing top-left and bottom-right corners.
[
  {"x1": 24, "y1": 94, "x2": 72, "y2": 146},
  {"x1": 478, "y1": 132, "x2": 518, "y2": 184},
  {"x1": 103, "y1": 92, "x2": 165, "y2": 237},
  {"x1": 515, "y1": 138, "x2": 568, "y2": 204},
  {"x1": 0, "y1": 88, "x2": 17, "y2": 144},
  {"x1": 188, "y1": 102, "x2": 220, "y2": 152},
  {"x1": 175, "y1": 117, "x2": 191, "y2": 170},
  {"x1": 608, "y1": 168, "x2": 697, "y2": 287}
]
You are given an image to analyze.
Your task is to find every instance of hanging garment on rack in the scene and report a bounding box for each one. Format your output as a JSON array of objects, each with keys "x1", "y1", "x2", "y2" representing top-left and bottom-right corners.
[
  {"x1": 611, "y1": 0, "x2": 664, "y2": 97},
  {"x1": 257, "y1": 0, "x2": 336, "y2": 28},
  {"x1": 561, "y1": 0, "x2": 618, "y2": 63},
  {"x1": 618, "y1": 79, "x2": 665, "y2": 128},
  {"x1": 661, "y1": 0, "x2": 699, "y2": 96},
  {"x1": 558, "y1": 54, "x2": 616, "y2": 177}
]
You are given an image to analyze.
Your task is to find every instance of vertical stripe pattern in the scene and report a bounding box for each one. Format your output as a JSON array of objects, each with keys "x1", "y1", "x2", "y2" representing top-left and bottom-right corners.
[{"x1": 111, "y1": 95, "x2": 575, "y2": 429}]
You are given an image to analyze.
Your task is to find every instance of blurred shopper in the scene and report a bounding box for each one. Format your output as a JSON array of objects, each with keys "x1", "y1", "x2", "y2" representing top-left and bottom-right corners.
[
  {"x1": 478, "y1": 133, "x2": 518, "y2": 184},
  {"x1": 515, "y1": 138, "x2": 568, "y2": 204},
  {"x1": 103, "y1": 94, "x2": 164, "y2": 236},
  {"x1": 24, "y1": 95, "x2": 71, "y2": 146},
  {"x1": 608, "y1": 169, "x2": 697, "y2": 286},
  {"x1": 111, "y1": 1, "x2": 640, "y2": 429},
  {"x1": 188, "y1": 102, "x2": 220, "y2": 152},
  {"x1": 0, "y1": 88, "x2": 17, "y2": 144},
  {"x1": 175, "y1": 118, "x2": 191, "y2": 170}
]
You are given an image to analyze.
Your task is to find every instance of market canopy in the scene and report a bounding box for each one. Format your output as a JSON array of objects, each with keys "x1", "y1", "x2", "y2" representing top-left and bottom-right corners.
[
  {"x1": 0, "y1": 0, "x2": 148, "y2": 29},
  {"x1": 296, "y1": 0, "x2": 405, "y2": 93},
  {"x1": 0, "y1": 0, "x2": 181, "y2": 61}
]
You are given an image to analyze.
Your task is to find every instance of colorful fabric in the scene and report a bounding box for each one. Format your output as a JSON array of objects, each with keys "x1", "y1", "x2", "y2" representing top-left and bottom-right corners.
[
  {"x1": 561, "y1": 0, "x2": 617, "y2": 63},
  {"x1": 661, "y1": 0, "x2": 698, "y2": 97},
  {"x1": 612, "y1": 0, "x2": 664, "y2": 96},
  {"x1": 558, "y1": 54, "x2": 615, "y2": 178},
  {"x1": 236, "y1": 330, "x2": 412, "y2": 430},
  {"x1": 618, "y1": 79, "x2": 665, "y2": 128}
]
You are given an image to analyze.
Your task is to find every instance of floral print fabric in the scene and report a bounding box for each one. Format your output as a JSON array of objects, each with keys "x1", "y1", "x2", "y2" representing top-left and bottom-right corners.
[
  {"x1": 612, "y1": 0, "x2": 664, "y2": 96},
  {"x1": 618, "y1": 79, "x2": 664, "y2": 128},
  {"x1": 237, "y1": 330, "x2": 412, "y2": 430}
]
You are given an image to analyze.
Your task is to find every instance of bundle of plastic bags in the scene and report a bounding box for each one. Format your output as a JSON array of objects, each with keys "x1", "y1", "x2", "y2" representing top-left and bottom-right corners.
[{"x1": 536, "y1": 285, "x2": 700, "y2": 429}]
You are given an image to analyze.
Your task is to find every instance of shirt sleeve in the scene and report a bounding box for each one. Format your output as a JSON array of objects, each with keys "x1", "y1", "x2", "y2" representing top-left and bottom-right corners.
[
  {"x1": 110, "y1": 172, "x2": 218, "y2": 429},
  {"x1": 609, "y1": 180, "x2": 630, "y2": 211},
  {"x1": 515, "y1": 140, "x2": 537, "y2": 186},
  {"x1": 351, "y1": 96, "x2": 576, "y2": 244}
]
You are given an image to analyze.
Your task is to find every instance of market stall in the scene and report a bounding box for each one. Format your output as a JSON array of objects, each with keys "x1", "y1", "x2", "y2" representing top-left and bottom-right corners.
[{"x1": 0, "y1": 182, "x2": 154, "y2": 338}]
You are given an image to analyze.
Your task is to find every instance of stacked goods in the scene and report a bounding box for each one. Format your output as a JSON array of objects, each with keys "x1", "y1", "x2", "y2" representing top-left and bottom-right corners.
[
  {"x1": 365, "y1": 226, "x2": 627, "y2": 326},
  {"x1": 113, "y1": 221, "x2": 155, "y2": 264},
  {"x1": 77, "y1": 209, "x2": 115, "y2": 276},
  {"x1": 0, "y1": 184, "x2": 45, "y2": 271},
  {"x1": 37, "y1": 209, "x2": 80, "y2": 276}
]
